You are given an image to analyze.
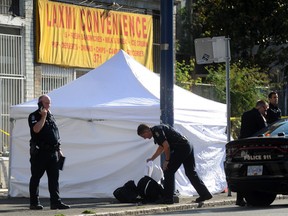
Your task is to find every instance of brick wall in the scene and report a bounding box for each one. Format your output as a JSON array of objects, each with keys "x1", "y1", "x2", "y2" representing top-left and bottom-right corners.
[{"x1": 24, "y1": 0, "x2": 35, "y2": 101}]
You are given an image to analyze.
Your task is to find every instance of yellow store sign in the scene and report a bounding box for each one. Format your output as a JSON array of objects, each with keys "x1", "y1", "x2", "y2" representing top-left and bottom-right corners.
[{"x1": 36, "y1": 0, "x2": 153, "y2": 69}]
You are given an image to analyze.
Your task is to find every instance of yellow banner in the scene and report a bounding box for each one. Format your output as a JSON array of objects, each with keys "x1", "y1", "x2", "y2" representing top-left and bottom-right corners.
[{"x1": 36, "y1": 0, "x2": 153, "y2": 70}]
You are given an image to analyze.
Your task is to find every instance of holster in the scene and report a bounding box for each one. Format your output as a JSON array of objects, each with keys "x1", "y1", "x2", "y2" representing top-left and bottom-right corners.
[{"x1": 30, "y1": 141, "x2": 39, "y2": 156}]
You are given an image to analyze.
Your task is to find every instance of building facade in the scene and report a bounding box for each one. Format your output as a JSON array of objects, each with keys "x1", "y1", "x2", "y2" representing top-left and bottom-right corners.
[{"x1": 0, "y1": 0, "x2": 164, "y2": 153}]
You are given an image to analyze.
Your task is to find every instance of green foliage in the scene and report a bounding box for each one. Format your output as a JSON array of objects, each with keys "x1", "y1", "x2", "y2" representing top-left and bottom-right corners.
[
  {"x1": 181, "y1": 0, "x2": 288, "y2": 82},
  {"x1": 54, "y1": 214, "x2": 65, "y2": 216},
  {"x1": 206, "y1": 63, "x2": 269, "y2": 117},
  {"x1": 175, "y1": 59, "x2": 202, "y2": 90},
  {"x1": 205, "y1": 63, "x2": 270, "y2": 138},
  {"x1": 82, "y1": 210, "x2": 96, "y2": 214}
]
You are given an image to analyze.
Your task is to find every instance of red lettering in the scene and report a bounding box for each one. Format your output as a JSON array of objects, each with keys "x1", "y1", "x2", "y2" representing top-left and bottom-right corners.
[
  {"x1": 52, "y1": 5, "x2": 57, "y2": 27},
  {"x1": 106, "y1": 13, "x2": 112, "y2": 34},
  {"x1": 92, "y1": 11, "x2": 100, "y2": 32},
  {"x1": 129, "y1": 16, "x2": 135, "y2": 37},
  {"x1": 80, "y1": 9, "x2": 85, "y2": 31},
  {"x1": 122, "y1": 15, "x2": 128, "y2": 36},
  {"x1": 136, "y1": 17, "x2": 141, "y2": 38},
  {"x1": 86, "y1": 10, "x2": 92, "y2": 32},
  {"x1": 112, "y1": 13, "x2": 119, "y2": 35},
  {"x1": 100, "y1": 12, "x2": 106, "y2": 33},
  {"x1": 142, "y1": 17, "x2": 147, "y2": 38},
  {"x1": 44, "y1": 3, "x2": 151, "y2": 39},
  {"x1": 58, "y1": 5, "x2": 65, "y2": 28},
  {"x1": 65, "y1": 6, "x2": 75, "y2": 30},
  {"x1": 46, "y1": 3, "x2": 51, "y2": 26}
]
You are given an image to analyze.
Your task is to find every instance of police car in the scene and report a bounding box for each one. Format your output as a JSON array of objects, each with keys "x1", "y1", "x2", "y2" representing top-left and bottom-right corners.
[{"x1": 224, "y1": 118, "x2": 288, "y2": 206}]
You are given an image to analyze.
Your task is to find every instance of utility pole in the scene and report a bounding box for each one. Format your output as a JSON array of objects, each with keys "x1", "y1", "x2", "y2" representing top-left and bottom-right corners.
[{"x1": 160, "y1": 0, "x2": 174, "y2": 127}]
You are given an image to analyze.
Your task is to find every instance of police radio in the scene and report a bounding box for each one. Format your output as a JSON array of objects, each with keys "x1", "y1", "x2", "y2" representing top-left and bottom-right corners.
[{"x1": 37, "y1": 101, "x2": 44, "y2": 111}]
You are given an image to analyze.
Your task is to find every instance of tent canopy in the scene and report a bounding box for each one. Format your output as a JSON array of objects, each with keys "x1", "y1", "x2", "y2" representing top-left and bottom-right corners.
[{"x1": 9, "y1": 50, "x2": 227, "y2": 198}]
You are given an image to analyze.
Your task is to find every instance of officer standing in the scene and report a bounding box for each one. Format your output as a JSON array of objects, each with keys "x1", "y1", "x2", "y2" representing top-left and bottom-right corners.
[
  {"x1": 236, "y1": 100, "x2": 269, "y2": 206},
  {"x1": 28, "y1": 94, "x2": 70, "y2": 210},
  {"x1": 137, "y1": 123, "x2": 212, "y2": 204},
  {"x1": 266, "y1": 91, "x2": 281, "y2": 124}
]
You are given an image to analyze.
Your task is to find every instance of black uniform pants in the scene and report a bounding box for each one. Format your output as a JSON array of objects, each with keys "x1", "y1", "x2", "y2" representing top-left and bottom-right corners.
[
  {"x1": 29, "y1": 150, "x2": 61, "y2": 205},
  {"x1": 163, "y1": 143, "x2": 211, "y2": 199}
]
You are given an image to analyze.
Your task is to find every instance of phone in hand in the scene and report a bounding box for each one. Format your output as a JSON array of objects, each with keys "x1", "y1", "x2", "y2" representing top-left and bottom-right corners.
[{"x1": 37, "y1": 101, "x2": 44, "y2": 111}]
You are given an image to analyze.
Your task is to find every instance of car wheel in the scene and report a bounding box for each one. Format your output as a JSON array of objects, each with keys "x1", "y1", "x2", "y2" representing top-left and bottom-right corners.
[{"x1": 244, "y1": 191, "x2": 276, "y2": 206}]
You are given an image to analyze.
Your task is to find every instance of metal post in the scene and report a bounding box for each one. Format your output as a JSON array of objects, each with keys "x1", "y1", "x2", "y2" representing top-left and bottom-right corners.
[
  {"x1": 225, "y1": 38, "x2": 231, "y2": 143},
  {"x1": 225, "y1": 38, "x2": 232, "y2": 196},
  {"x1": 284, "y1": 83, "x2": 288, "y2": 116},
  {"x1": 160, "y1": 0, "x2": 175, "y2": 199},
  {"x1": 160, "y1": 0, "x2": 174, "y2": 127},
  {"x1": 0, "y1": 78, "x2": 2, "y2": 153},
  {"x1": 160, "y1": 0, "x2": 174, "y2": 171}
]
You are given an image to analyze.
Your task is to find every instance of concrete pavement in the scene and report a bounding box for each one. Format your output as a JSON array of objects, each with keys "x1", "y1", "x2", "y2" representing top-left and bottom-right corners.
[
  {"x1": 1, "y1": 189, "x2": 286, "y2": 216},
  {"x1": 0, "y1": 188, "x2": 237, "y2": 216}
]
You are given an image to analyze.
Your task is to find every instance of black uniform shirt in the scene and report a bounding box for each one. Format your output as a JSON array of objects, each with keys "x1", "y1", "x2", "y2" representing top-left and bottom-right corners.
[
  {"x1": 28, "y1": 110, "x2": 60, "y2": 145},
  {"x1": 266, "y1": 103, "x2": 281, "y2": 124},
  {"x1": 151, "y1": 124, "x2": 188, "y2": 150}
]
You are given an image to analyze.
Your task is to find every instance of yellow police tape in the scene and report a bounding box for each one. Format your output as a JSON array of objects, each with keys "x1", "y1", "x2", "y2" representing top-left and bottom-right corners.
[
  {"x1": 230, "y1": 116, "x2": 288, "y2": 121},
  {"x1": 0, "y1": 129, "x2": 10, "y2": 136},
  {"x1": 1, "y1": 117, "x2": 287, "y2": 135}
]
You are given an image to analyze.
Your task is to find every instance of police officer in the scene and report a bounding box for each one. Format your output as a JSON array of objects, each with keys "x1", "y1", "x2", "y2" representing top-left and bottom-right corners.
[
  {"x1": 239, "y1": 100, "x2": 269, "y2": 139},
  {"x1": 137, "y1": 123, "x2": 212, "y2": 204},
  {"x1": 266, "y1": 91, "x2": 281, "y2": 124},
  {"x1": 236, "y1": 100, "x2": 269, "y2": 206},
  {"x1": 28, "y1": 94, "x2": 70, "y2": 210}
]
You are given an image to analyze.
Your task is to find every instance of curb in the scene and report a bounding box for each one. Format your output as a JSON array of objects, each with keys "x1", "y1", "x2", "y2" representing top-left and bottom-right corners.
[
  {"x1": 77, "y1": 194, "x2": 288, "y2": 216},
  {"x1": 80, "y1": 199, "x2": 236, "y2": 216}
]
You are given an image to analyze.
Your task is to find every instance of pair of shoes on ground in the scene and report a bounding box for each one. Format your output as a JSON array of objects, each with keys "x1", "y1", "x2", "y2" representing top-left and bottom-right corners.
[
  {"x1": 50, "y1": 202, "x2": 70, "y2": 210},
  {"x1": 29, "y1": 204, "x2": 44, "y2": 210},
  {"x1": 155, "y1": 198, "x2": 174, "y2": 204},
  {"x1": 194, "y1": 194, "x2": 213, "y2": 203},
  {"x1": 236, "y1": 199, "x2": 246, "y2": 207},
  {"x1": 30, "y1": 202, "x2": 70, "y2": 210}
]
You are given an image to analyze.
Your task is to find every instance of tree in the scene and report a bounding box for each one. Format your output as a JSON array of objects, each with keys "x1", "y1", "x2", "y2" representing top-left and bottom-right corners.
[
  {"x1": 205, "y1": 62, "x2": 270, "y2": 138},
  {"x1": 175, "y1": 59, "x2": 201, "y2": 90},
  {"x1": 178, "y1": 0, "x2": 288, "y2": 83}
]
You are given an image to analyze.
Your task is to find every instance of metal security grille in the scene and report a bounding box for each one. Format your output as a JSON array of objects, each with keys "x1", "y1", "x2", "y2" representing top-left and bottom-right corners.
[
  {"x1": 0, "y1": 0, "x2": 12, "y2": 15},
  {"x1": 0, "y1": 33, "x2": 24, "y2": 153},
  {"x1": 41, "y1": 65, "x2": 75, "y2": 94}
]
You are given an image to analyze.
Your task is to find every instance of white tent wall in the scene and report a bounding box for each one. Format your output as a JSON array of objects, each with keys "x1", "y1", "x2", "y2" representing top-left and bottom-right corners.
[
  {"x1": 9, "y1": 50, "x2": 227, "y2": 198},
  {"x1": 173, "y1": 123, "x2": 227, "y2": 196},
  {"x1": 9, "y1": 118, "x2": 159, "y2": 198}
]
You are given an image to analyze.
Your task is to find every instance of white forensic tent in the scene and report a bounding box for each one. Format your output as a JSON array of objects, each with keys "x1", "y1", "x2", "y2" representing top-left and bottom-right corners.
[{"x1": 9, "y1": 50, "x2": 227, "y2": 198}]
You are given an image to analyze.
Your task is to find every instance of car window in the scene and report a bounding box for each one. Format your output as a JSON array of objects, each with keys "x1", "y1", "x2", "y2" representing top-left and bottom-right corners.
[{"x1": 254, "y1": 119, "x2": 288, "y2": 136}]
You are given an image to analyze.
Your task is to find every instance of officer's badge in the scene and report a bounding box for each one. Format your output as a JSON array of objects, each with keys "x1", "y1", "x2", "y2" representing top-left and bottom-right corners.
[
  {"x1": 31, "y1": 115, "x2": 37, "y2": 123},
  {"x1": 155, "y1": 132, "x2": 159, "y2": 137}
]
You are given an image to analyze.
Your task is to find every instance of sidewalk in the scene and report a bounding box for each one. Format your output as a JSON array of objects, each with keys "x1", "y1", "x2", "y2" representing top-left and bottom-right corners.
[
  {"x1": 0, "y1": 188, "x2": 238, "y2": 216},
  {"x1": 5, "y1": 189, "x2": 287, "y2": 216}
]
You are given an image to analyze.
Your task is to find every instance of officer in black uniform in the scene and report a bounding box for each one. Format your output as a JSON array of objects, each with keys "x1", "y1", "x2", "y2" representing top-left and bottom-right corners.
[
  {"x1": 137, "y1": 123, "x2": 212, "y2": 204},
  {"x1": 28, "y1": 94, "x2": 70, "y2": 210},
  {"x1": 266, "y1": 91, "x2": 281, "y2": 124}
]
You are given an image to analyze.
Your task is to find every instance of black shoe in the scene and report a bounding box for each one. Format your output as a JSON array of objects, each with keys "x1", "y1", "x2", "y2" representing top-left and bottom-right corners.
[
  {"x1": 194, "y1": 194, "x2": 213, "y2": 203},
  {"x1": 236, "y1": 200, "x2": 246, "y2": 207},
  {"x1": 155, "y1": 198, "x2": 174, "y2": 204},
  {"x1": 30, "y1": 204, "x2": 44, "y2": 210},
  {"x1": 50, "y1": 202, "x2": 70, "y2": 210}
]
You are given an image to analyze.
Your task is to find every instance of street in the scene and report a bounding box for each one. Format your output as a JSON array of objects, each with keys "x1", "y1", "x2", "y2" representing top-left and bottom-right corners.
[{"x1": 147, "y1": 199, "x2": 288, "y2": 216}]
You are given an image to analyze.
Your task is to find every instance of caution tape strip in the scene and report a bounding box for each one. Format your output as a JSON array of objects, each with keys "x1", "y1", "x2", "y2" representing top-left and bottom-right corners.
[
  {"x1": 0, "y1": 129, "x2": 10, "y2": 136},
  {"x1": 230, "y1": 116, "x2": 288, "y2": 121}
]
